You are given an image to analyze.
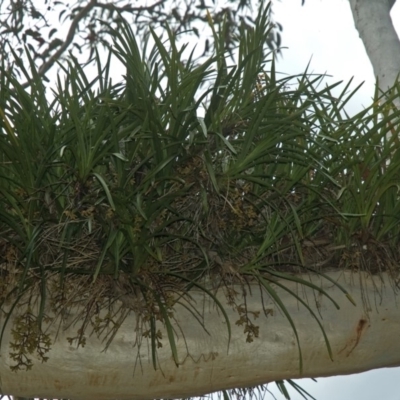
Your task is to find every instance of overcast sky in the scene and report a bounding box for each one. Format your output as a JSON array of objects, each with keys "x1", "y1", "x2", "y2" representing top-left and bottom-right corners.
[
  {"x1": 273, "y1": 0, "x2": 376, "y2": 115},
  {"x1": 268, "y1": 1, "x2": 400, "y2": 399}
]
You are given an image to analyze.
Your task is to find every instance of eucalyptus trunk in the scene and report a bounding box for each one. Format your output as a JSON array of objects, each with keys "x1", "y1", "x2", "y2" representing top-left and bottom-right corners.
[{"x1": 349, "y1": 0, "x2": 400, "y2": 99}]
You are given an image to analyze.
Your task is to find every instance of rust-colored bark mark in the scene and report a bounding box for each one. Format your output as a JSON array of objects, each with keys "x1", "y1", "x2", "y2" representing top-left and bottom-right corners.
[
  {"x1": 339, "y1": 318, "x2": 369, "y2": 357},
  {"x1": 87, "y1": 372, "x2": 118, "y2": 386}
]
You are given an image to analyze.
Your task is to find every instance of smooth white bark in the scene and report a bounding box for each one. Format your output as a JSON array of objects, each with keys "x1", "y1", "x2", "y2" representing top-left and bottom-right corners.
[
  {"x1": 1, "y1": 271, "x2": 400, "y2": 400},
  {"x1": 349, "y1": 0, "x2": 400, "y2": 97}
]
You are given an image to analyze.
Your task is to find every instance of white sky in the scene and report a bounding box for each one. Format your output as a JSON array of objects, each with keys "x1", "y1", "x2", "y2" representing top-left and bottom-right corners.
[
  {"x1": 268, "y1": 1, "x2": 400, "y2": 399},
  {"x1": 274, "y1": 0, "x2": 376, "y2": 115}
]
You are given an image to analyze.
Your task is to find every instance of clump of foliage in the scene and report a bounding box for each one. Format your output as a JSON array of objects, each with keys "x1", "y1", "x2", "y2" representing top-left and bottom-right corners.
[{"x1": 1, "y1": 4, "x2": 400, "y2": 396}]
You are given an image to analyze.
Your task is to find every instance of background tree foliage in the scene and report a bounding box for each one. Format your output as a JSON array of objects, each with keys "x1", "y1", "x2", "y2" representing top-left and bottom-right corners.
[{"x1": 0, "y1": 0, "x2": 282, "y2": 83}]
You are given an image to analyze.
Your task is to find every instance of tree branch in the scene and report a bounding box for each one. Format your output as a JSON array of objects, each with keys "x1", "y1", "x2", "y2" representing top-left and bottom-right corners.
[
  {"x1": 95, "y1": 0, "x2": 167, "y2": 14},
  {"x1": 16, "y1": 0, "x2": 97, "y2": 89},
  {"x1": 18, "y1": 0, "x2": 169, "y2": 89},
  {"x1": 2, "y1": 272, "x2": 400, "y2": 399},
  {"x1": 37, "y1": 0, "x2": 98, "y2": 77}
]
